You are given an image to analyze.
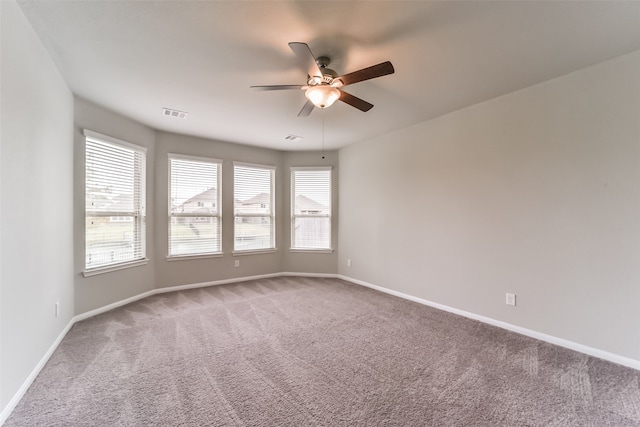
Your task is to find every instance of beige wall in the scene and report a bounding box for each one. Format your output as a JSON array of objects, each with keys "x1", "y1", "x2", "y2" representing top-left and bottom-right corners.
[
  {"x1": 1, "y1": 0, "x2": 74, "y2": 412},
  {"x1": 74, "y1": 98, "x2": 157, "y2": 314},
  {"x1": 339, "y1": 50, "x2": 640, "y2": 361}
]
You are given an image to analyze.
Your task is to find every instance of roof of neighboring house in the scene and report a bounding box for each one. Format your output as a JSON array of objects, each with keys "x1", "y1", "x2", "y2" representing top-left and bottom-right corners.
[
  {"x1": 241, "y1": 193, "x2": 271, "y2": 205},
  {"x1": 295, "y1": 195, "x2": 327, "y2": 212},
  {"x1": 181, "y1": 188, "x2": 216, "y2": 206}
]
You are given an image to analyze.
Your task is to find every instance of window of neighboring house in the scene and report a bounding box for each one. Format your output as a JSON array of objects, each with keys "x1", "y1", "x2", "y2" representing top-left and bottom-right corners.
[
  {"x1": 84, "y1": 130, "x2": 146, "y2": 272},
  {"x1": 168, "y1": 154, "x2": 222, "y2": 257},
  {"x1": 291, "y1": 167, "x2": 332, "y2": 250},
  {"x1": 234, "y1": 162, "x2": 275, "y2": 252}
]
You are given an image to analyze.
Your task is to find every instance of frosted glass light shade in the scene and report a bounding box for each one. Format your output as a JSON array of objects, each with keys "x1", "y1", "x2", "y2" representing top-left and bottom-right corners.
[{"x1": 305, "y1": 85, "x2": 340, "y2": 108}]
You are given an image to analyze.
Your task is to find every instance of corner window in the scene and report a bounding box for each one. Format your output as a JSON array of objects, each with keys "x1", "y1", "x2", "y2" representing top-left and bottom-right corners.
[
  {"x1": 168, "y1": 154, "x2": 222, "y2": 257},
  {"x1": 291, "y1": 167, "x2": 331, "y2": 250},
  {"x1": 234, "y1": 163, "x2": 275, "y2": 252},
  {"x1": 84, "y1": 130, "x2": 146, "y2": 271}
]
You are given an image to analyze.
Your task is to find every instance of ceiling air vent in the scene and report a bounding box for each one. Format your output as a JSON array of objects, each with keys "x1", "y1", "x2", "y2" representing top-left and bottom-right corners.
[
  {"x1": 285, "y1": 134, "x2": 302, "y2": 142},
  {"x1": 162, "y1": 107, "x2": 188, "y2": 119}
]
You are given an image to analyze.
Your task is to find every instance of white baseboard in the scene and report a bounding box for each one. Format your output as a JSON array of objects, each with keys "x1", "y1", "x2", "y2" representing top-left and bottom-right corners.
[
  {"x1": 0, "y1": 319, "x2": 75, "y2": 425},
  {"x1": 281, "y1": 271, "x2": 338, "y2": 279},
  {"x1": 338, "y1": 274, "x2": 640, "y2": 371}
]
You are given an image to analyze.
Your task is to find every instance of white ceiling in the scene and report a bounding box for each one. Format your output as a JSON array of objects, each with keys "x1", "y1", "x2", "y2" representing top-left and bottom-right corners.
[{"x1": 17, "y1": 1, "x2": 640, "y2": 151}]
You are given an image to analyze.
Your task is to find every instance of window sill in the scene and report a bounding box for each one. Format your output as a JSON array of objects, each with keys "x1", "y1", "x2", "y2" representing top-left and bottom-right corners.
[
  {"x1": 83, "y1": 259, "x2": 149, "y2": 277},
  {"x1": 289, "y1": 248, "x2": 334, "y2": 254},
  {"x1": 166, "y1": 253, "x2": 224, "y2": 261},
  {"x1": 232, "y1": 248, "x2": 278, "y2": 256}
]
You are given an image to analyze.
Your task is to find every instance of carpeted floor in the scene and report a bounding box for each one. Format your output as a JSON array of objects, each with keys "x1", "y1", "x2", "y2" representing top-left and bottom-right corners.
[{"x1": 5, "y1": 276, "x2": 640, "y2": 426}]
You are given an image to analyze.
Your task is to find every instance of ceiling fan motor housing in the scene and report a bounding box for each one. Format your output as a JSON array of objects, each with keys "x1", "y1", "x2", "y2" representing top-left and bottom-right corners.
[{"x1": 308, "y1": 56, "x2": 341, "y2": 87}]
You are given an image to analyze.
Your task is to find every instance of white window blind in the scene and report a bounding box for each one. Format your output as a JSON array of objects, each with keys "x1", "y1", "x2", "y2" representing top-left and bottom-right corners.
[
  {"x1": 85, "y1": 130, "x2": 146, "y2": 270},
  {"x1": 234, "y1": 163, "x2": 275, "y2": 251},
  {"x1": 291, "y1": 167, "x2": 331, "y2": 250},
  {"x1": 169, "y1": 154, "x2": 222, "y2": 257}
]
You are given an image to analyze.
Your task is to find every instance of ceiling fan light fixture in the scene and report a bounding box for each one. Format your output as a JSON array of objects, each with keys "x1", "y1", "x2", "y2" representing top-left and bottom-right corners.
[{"x1": 305, "y1": 85, "x2": 340, "y2": 109}]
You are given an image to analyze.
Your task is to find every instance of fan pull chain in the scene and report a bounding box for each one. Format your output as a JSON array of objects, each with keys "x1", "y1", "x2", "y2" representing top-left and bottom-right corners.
[{"x1": 321, "y1": 110, "x2": 325, "y2": 160}]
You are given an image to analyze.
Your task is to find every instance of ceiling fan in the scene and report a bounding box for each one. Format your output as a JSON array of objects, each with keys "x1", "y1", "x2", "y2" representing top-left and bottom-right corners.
[{"x1": 251, "y1": 42, "x2": 395, "y2": 117}]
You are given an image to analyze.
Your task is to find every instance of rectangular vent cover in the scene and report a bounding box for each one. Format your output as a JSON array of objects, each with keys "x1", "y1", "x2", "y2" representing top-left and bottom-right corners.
[{"x1": 162, "y1": 108, "x2": 188, "y2": 119}]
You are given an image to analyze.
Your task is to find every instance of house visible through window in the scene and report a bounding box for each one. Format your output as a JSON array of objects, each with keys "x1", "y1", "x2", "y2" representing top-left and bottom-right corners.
[
  {"x1": 169, "y1": 154, "x2": 222, "y2": 257},
  {"x1": 84, "y1": 130, "x2": 146, "y2": 271},
  {"x1": 291, "y1": 167, "x2": 331, "y2": 250},
  {"x1": 234, "y1": 163, "x2": 275, "y2": 252}
]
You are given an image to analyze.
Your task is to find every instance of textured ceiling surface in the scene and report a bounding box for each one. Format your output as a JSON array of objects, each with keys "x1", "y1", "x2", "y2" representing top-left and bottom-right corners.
[{"x1": 17, "y1": 1, "x2": 640, "y2": 151}]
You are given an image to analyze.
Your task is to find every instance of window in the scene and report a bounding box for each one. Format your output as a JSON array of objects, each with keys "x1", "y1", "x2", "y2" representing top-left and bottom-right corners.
[
  {"x1": 291, "y1": 167, "x2": 331, "y2": 250},
  {"x1": 234, "y1": 163, "x2": 275, "y2": 252},
  {"x1": 168, "y1": 154, "x2": 222, "y2": 257},
  {"x1": 84, "y1": 130, "x2": 146, "y2": 271}
]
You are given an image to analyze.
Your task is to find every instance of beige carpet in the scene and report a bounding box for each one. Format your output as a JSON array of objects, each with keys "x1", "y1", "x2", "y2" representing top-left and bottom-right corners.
[{"x1": 6, "y1": 276, "x2": 640, "y2": 426}]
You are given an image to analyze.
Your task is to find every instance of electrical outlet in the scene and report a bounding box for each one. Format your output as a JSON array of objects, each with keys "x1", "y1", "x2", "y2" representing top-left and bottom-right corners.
[
  {"x1": 234, "y1": 259, "x2": 240, "y2": 268},
  {"x1": 55, "y1": 302, "x2": 59, "y2": 318},
  {"x1": 347, "y1": 259, "x2": 352, "y2": 267},
  {"x1": 506, "y1": 293, "x2": 516, "y2": 306}
]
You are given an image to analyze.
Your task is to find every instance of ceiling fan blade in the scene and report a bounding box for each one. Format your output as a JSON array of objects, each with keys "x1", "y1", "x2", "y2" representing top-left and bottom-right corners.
[
  {"x1": 289, "y1": 42, "x2": 323, "y2": 78},
  {"x1": 297, "y1": 99, "x2": 315, "y2": 117},
  {"x1": 336, "y1": 61, "x2": 395, "y2": 86},
  {"x1": 339, "y1": 90, "x2": 374, "y2": 112},
  {"x1": 250, "y1": 85, "x2": 304, "y2": 91}
]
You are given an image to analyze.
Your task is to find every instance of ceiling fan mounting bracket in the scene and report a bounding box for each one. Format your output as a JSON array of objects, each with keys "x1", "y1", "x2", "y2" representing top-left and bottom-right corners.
[{"x1": 316, "y1": 56, "x2": 331, "y2": 68}]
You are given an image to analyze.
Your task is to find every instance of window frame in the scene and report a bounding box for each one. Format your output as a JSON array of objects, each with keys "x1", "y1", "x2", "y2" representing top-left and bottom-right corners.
[
  {"x1": 83, "y1": 129, "x2": 147, "y2": 276},
  {"x1": 167, "y1": 153, "x2": 223, "y2": 260},
  {"x1": 290, "y1": 166, "x2": 333, "y2": 252},
  {"x1": 233, "y1": 162, "x2": 276, "y2": 254}
]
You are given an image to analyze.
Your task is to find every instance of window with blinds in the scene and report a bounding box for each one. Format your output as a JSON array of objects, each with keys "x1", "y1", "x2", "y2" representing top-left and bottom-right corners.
[
  {"x1": 234, "y1": 163, "x2": 275, "y2": 251},
  {"x1": 168, "y1": 154, "x2": 222, "y2": 257},
  {"x1": 84, "y1": 130, "x2": 146, "y2": 271},
  {"x1": 291, "y1": 167, "x2": 332, "y2": 250}
]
